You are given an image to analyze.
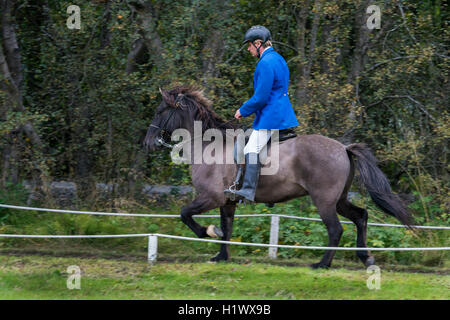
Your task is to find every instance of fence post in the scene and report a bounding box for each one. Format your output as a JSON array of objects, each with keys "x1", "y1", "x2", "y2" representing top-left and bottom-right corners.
[
  {"x1": 269, "y1": 215, "x2": 280, "y2": 259},
  {"x1": 148, "y1": 235, "x2": 158, "y2": 264}
]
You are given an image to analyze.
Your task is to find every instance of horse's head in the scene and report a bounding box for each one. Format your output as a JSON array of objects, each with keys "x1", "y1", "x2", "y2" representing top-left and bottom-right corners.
[
  {"x1": 144, "y1": 87, "x2": 197, "y2": 151},
  {"x1": 143, "y1": 86, "x2": 233, "y2": 152}
]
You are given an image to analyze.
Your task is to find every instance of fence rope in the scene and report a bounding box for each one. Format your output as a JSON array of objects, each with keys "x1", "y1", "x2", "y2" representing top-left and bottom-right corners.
[
  {"x1": 152, "y1": 233, "x2": 450, "y2": 251},
  {"x1": 0, "y1": 234, "x2": 149, "y2": 239},
  {"x1": 0, "y1": 232, "x2": 448, "y2": 251},
  {"x1": 0, "y1": 203, "x2": 449, "y2": 230}
]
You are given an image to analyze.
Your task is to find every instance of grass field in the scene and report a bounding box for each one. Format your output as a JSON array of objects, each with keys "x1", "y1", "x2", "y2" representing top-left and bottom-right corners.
[{"x1": 0, "y1": 253, "x2": 448, "y2": 300}]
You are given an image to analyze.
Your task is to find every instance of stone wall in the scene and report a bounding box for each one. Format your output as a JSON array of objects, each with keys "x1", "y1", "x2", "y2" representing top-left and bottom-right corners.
[{"x1": 21, "y1": 180, "x2": 194, "y2": 207}]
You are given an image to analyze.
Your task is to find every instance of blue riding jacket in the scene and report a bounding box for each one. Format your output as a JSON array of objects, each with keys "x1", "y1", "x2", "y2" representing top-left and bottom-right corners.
[{"x1": 239, "y1": 47, "x2": 299, "y2": 130}]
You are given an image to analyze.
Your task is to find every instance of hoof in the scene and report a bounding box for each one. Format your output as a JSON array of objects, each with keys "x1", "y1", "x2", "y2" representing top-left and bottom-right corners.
[
  {"x1": 210, "y1": 253, "x2": 228, "y2": 262},
  {"x1": 206, "y1": 225, "x2": 223, "y2": 238},
  {"x1": 364, "y1": 256, "x2": 375, "y2": 267},
  {"x1": 310, "y1": 262, "x2": 330, "y2": 269}
]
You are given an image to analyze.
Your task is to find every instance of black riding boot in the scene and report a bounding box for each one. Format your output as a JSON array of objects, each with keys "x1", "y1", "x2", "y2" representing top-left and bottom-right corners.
[{"x1": 224, "y1": 153, "x2": 261, "y2": 202}]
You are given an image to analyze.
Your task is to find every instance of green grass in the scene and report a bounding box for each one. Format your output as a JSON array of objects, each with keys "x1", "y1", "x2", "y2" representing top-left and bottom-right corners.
[{"x1": 0, "y1": 254, "x2": 448, "y2": 300}]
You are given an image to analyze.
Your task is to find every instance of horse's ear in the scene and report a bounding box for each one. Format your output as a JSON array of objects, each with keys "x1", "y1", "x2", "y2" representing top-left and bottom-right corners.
[{"x1": 159, "y1": 87, "x2": 172, "y2": 105}]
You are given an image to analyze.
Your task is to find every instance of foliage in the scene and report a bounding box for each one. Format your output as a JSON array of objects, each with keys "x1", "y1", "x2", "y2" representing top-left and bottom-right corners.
[
  {"x1": 0, "y1": 183, "x2": 29, "y2": 225},
  {"x1": 0, "y1": 0, "x2": 444, "y2": 201}
]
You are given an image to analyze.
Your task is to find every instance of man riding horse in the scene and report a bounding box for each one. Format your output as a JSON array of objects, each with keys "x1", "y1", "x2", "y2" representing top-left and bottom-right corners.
[
  {"x1": 143, "y1": 26, "x2": 413, "y2": 268},
  {"x1": 224, "y1": 26, "x2": 299, "y2": 202}
]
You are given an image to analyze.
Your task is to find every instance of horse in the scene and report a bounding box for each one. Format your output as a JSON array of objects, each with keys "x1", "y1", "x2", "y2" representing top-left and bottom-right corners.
[{"x1": 143, "y1": 86, "x2": 414, "y2": 268}]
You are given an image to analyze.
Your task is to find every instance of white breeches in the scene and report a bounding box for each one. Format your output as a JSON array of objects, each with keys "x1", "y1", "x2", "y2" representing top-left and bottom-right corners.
[{"x1": 243, "y1": 129, "x2": 272, "y2": 155}]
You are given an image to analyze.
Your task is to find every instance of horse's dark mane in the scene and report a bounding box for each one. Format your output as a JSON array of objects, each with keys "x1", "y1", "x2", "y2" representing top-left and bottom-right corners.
[{"x1": 165, "y1": 86, "x2": 236, "y2": 132}]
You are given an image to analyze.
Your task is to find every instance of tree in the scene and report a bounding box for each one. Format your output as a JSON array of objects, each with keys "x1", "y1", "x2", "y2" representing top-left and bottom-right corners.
[{"x1": 0, "y1": 0, "x2": 44, "y2": 189}]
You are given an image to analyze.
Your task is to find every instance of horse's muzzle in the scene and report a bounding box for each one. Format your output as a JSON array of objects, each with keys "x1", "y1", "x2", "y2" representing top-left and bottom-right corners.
[{"x1": 143, "y1": 136, "x2": 158, "y2": 152}]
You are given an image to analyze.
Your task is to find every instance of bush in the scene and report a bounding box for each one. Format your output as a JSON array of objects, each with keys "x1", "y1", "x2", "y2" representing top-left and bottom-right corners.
[{"x1": 0, "y1": 182, "x2": 29, "y2": 225}]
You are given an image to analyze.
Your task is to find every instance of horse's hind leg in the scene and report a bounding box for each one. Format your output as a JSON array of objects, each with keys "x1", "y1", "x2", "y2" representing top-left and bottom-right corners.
[
  {"x1": 211, "y1": 204, "x2": 236, "y2": 262},
  {"x1": 337, "y1": 199, "x2": 375, "y2": 267},
  {"x1": 310, "y1": 201, "x2": 343, "y2": 269}
]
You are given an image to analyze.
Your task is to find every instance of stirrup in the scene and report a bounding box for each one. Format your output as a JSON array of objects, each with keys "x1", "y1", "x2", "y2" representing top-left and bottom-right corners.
[
  {"x1": 224, "y1": 165, "x2": 243, "y2": 201},
  {"x1": 225, "y1": 183, "x2": 237, "y2": 201},
  {"x1": 224, "y1": 188, "x2": 246, "y2": 205},
  {"x1": 224, "y1": 185, "x2": 248, "y2": 205}
]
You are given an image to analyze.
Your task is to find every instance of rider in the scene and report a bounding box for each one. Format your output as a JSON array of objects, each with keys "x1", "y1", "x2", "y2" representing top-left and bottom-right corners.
[{"x1": 224, "y1": 25, "x2": 299, "y2": 202}]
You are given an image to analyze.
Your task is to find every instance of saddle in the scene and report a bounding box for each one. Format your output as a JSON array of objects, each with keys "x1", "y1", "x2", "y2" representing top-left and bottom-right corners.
[{"x1": 230, "y1": 129, "x2": 297, "y2": 207}]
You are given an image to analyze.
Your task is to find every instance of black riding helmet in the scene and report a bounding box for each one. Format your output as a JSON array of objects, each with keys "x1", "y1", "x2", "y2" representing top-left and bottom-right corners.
[
  {"x1": 243, "y1": 26, "x2": 271, "y2": 58},
  {"x1": 243, "y1": 25, "x2": 271, "y2": 44}
]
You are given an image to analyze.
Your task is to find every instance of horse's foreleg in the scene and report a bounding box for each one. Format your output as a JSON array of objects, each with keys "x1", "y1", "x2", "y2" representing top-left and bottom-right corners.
[
  {"x1": 180, "y1": 197, "x2": 222, "y2": 238},
  {"x1": 211, "y1": 204, "x2": 236, "y2": 262}
]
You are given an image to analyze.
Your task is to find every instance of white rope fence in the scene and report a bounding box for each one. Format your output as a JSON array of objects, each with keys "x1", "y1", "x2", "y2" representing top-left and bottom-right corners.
[
  {"x1": 0, "y1": 203, "x2": 449, "y2": 230},
  {"x1": 0, "y1": 203, "x2": 449, "y2": 263},
  {"x1": 0, "y1": 233, "x2": 449, "y2": 264}
]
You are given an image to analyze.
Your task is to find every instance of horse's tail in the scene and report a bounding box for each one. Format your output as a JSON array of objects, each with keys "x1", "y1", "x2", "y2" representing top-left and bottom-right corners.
[{"x1": 346, "y1": 143, "x2": 414, "y2": 229}]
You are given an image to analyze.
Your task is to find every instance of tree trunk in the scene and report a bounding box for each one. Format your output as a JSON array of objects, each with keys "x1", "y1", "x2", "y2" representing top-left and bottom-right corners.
[
  {"x1": 126, "y1": 38, "x2": 148, "y2": 74},
  {"x1": 99, "y1": 0, "x2": 112, "y2": 49},
  {"x1": 127, "y1": 0, "x2": 165, "y2": 69},
  {"x1": 0, "y1": 0, "x2": 44, "y2": 188},
  {"x1": 293, "y1": 0, "x2": 310, "y2": 106},
  {"x1": 201, "y1": 0, "x2": 228, "y2": 90},
  {"x1": 294, "y1": 0, "x2": 321, "y2": 107},
  {"x1": 125, "y1": 0, "x2": 168, "y2": 198},
  {"x1": 343, "y1": 0, "x2": 371, "y2": 143},
  {"x1": 320, "y1": 14, "x2": 336, "y2": 74},
  {"x1": 202, "y1": 29, "x2": 225, "y2": 89}
]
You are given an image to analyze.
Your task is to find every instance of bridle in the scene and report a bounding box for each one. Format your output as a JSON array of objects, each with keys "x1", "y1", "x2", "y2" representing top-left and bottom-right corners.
[
  {"x1": 149, "y1": 105, "x2": 241, "y2": 149},
  {"x1": 150, "y1": 108, "x2": 177, "y2": 149}
]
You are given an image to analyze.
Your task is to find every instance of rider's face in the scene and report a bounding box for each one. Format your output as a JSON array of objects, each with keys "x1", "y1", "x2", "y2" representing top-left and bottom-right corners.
[{"x1": 247, "y1": 41, "x2": 261, "y2": 57}]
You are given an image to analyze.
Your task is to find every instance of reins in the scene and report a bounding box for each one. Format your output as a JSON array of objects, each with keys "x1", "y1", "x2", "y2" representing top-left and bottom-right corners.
[{"x1": 153, "y1": 114, "x2": 242, "y2": 149}]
